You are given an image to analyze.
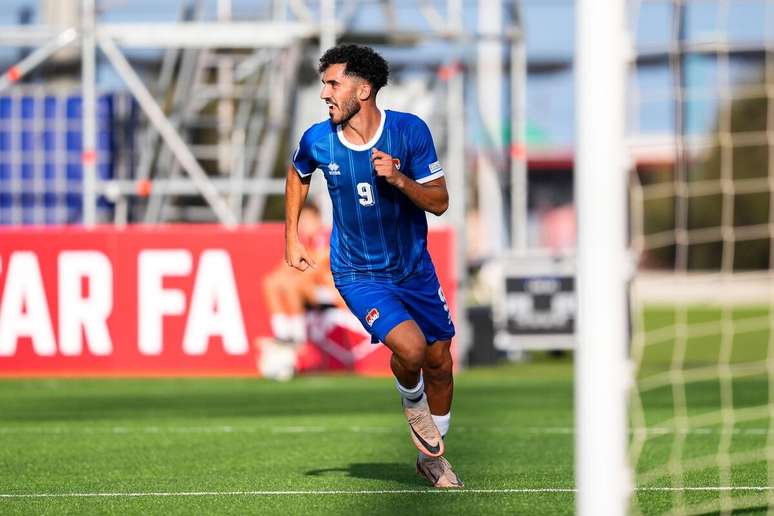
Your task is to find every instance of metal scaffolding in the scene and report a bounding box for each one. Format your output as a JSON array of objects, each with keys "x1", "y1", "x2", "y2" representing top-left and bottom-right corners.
[{"x1": 0, "y1": 0, "x2": 528, "y2": 359}]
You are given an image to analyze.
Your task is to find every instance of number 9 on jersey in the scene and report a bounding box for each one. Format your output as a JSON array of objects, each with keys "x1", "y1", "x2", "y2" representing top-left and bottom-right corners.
[{"x1": 357, "y1": 182, "x2": 375, "y2": 207}]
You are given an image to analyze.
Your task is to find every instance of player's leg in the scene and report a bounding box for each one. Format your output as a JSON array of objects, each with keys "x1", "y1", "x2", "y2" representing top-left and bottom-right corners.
[
  {"x1": 383, "y1": 319, "x2": 427, "y2": 390},
  {"x1": 382, "y1": 320, "x2": 444, "y2": 458},
  {"x1": 335, "y1": 280, "x2": 423, "y2": 385},
  {"x1": 394, "y1": 265, "x2": 463, "y2": 487},
  {"x1": 415, "y1": 337, "x2": 462, "y2": 487},
  {"x1": 422, "y1": 338, "x2": 453, "y2": 436},
  {"x1": 396, "y1": 266, "x2": 456, "y2": 431},
  {"x1": 335, "y1": 280, "x2": 444, "y2": 458}
]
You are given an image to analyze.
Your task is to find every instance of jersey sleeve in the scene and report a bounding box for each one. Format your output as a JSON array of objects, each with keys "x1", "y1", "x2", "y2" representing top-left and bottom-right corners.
[
  {"x1": 406, "y1": 117, "x2": 444, "y2": 184},
  {"x1": 291, "y1": 128, "x2": 319, "y2": 178}
]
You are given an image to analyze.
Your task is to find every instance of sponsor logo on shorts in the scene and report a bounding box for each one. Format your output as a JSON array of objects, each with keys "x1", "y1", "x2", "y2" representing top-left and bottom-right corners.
[
  {"x1": 429, "y1": 161, "x2": 443, "y2": 173},
  {"x1": 366, "y1": 308, "x2": 380, "y2": 327},
  {"x1": 392, "y1": 158, "x2": 401, "y2": 170}
]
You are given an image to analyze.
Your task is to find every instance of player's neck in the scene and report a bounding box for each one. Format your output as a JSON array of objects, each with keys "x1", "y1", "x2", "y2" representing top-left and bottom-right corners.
[{"x1": 341, "y1": 104, "x2": 382, "y2": 146}]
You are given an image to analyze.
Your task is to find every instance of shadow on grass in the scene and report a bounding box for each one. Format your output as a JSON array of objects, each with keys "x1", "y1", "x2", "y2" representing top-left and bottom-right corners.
[
  {"x1": 306, "y1": 462, "x2": 423, "y2": 487},
  {"x1": 701, "y1": 508, "x2": 769, "y2": 515}
]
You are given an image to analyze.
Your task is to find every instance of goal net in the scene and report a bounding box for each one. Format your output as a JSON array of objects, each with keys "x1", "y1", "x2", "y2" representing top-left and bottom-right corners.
[{"x1": 627, "y1": 0, "x2": 774, "y2": 513}]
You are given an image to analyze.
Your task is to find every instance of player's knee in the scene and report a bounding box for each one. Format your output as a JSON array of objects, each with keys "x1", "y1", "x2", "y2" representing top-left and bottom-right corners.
[
  {"x1": 424, "y1": 344, "x2": 453, "y2": 378},
  {"x1": 424, "y1": 354, "x2": 453, "y2": 382},
  {"x1": 399, "y1": 346, "x2": 427, "y2": 373},
  {"x1": 266, "y1": 270, "x2": 297, "y2": 295}
]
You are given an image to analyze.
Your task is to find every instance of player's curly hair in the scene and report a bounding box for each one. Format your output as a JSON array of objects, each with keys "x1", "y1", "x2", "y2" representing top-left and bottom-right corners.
[{"x1": 318, "y1": 44, "x2": 389, "y2": 92}]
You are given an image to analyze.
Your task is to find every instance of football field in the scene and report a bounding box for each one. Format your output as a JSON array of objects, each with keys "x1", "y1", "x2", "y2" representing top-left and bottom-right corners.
[
  {"x1": 0, "y1": 361, "x2": 575, "y2": 515},
  {"x1": 1, "y1": 309, "x2": 773, "y2": 515}
]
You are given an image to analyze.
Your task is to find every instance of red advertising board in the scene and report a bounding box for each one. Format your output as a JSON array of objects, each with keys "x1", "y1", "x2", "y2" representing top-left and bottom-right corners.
[{"x1": 0, "y1": 225, "x2": 455, "y2": 377}]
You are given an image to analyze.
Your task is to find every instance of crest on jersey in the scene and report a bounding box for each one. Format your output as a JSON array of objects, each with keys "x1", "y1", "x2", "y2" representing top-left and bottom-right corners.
[
  {"x1": 327, "y1": 162, "x2": 341, "y2": 175},
  {"x1": 392, "y1": 158, "x2": 401, "y2": 170},
  {"x1": 365, "y1": 308, "x2": 380, "y2": 327}
]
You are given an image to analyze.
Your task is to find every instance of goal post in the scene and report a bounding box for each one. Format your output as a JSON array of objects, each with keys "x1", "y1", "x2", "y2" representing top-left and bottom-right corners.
[{"x1": 575, "y1": 0, "x2": 632, "y2": 514}]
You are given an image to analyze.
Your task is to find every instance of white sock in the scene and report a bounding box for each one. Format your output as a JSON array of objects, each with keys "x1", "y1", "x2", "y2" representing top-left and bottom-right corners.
[
  {"x1": 395, "y1": 375, "x2": 424, "y2": 406},
  {"x1": 289, "y1": 314, "x2": 307, "y2": 343},
  {"x1": 432, "y1": 412, "x2": 451, "y2": 437},
  {"x1": 270, "y1": 314, "x2": 291, "y2": 341}
]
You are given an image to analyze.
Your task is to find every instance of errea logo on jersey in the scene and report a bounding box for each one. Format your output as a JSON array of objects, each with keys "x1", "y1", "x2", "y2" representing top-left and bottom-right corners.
[
  {"x1": 365, "y1": 308, "x2": 380, "y2": 327},
  {"x1": 429, "y1": 161, "x2": 442, "y2": 173},
  {"x1": 327, "y1": 162, "x2": 341, "y2": 175}
]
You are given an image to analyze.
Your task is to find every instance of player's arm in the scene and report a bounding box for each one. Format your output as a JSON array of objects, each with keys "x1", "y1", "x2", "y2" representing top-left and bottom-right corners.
[
  {"x1": 285, "y1": 166, "x2": 316, "y2": 271},
  {"x1": 371, "y1": 148, "x2": 449, "y2": 216}
]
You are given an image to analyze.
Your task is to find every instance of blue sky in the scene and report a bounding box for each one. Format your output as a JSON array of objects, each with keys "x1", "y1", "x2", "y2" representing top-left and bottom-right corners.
[{"x1": 0, "y1": 0, "x2": 768, "y2": 147}]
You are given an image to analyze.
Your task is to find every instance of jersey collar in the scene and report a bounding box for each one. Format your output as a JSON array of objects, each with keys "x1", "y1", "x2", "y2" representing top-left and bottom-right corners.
[{"x1": 336, "y1": 107, "x2": 386, "y2": 151}]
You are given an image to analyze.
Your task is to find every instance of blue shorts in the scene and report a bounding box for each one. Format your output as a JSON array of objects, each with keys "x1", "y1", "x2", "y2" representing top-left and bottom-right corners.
[{"x1": 335, "y1": 266, "x2": 455, "y2": 345}]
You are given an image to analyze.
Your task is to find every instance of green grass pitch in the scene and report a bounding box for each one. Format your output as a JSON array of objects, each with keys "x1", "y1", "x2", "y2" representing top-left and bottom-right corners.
[
  {"x1": 0, "y1": 361, "x2": 575, "y2": 515},
  {"x1": 631, "y1": 306, "x2": 773, "y2": 514},
  {"x1": 0, "y1": 306, "x2": 772, "y2": 514}
]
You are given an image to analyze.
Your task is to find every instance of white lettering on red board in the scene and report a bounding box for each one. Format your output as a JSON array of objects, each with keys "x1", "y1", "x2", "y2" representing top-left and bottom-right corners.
[
  {"x1": 138, "y1": 249, "x2": 248, "y2": 355},
  {"x1": 58, "y1": 251, "x2": 113, "y2": 356},
  {"x1": 138, "y1": 249, "x2": 192, "y2": 355},
  {"x1": 182, "y1": 250, "x2": 248, "y2": 355},
  {"x1": 0, "y1": 252, "x2": 57, "y2": 356},
  {"x1": 0, "y1": 249, "x2": 248, "y2": 357}
]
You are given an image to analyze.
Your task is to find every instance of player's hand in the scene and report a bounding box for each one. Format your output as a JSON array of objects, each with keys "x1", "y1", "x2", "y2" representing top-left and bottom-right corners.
[
  {"x1": 371, "y1": 148, "x2": 404, "y2": 187},
  {"x1": 285, "y1": 239, "x2": 316, "y2": 272}
]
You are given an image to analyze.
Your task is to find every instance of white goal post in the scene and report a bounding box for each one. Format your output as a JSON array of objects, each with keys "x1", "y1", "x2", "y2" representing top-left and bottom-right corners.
[{"x1": 575, "y1": 0, "x2": 632, "y2": 514}]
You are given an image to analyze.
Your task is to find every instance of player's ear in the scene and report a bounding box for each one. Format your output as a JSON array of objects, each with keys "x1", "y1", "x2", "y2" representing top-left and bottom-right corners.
[{"x1": 358, "y1": 82, "x2": 372, "y2": 101}]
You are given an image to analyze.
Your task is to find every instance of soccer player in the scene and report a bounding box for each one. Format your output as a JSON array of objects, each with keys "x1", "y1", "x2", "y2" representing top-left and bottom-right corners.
[{"x1": 284, "y1": 44, "x2": 463, "y2": 488}]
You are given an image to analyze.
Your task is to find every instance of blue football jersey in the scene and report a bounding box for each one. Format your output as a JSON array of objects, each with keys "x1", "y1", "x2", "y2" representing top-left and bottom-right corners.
[{"x1": 292, "y1": 109, "x2": 445, "y2": 284}]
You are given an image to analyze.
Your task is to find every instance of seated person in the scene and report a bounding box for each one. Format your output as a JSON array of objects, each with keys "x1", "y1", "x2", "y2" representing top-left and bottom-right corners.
[
  {"x1": 257, "y1": 203, "x2": 347, "y2": 380},
  {"x1": 262, "y1": 202, "x2": 345, "y2": 346}
]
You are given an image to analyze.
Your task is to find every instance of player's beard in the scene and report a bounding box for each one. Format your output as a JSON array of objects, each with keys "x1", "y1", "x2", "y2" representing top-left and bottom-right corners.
[{"x1": 331, "y1": 94, "x2": 360, "y2": 126}]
